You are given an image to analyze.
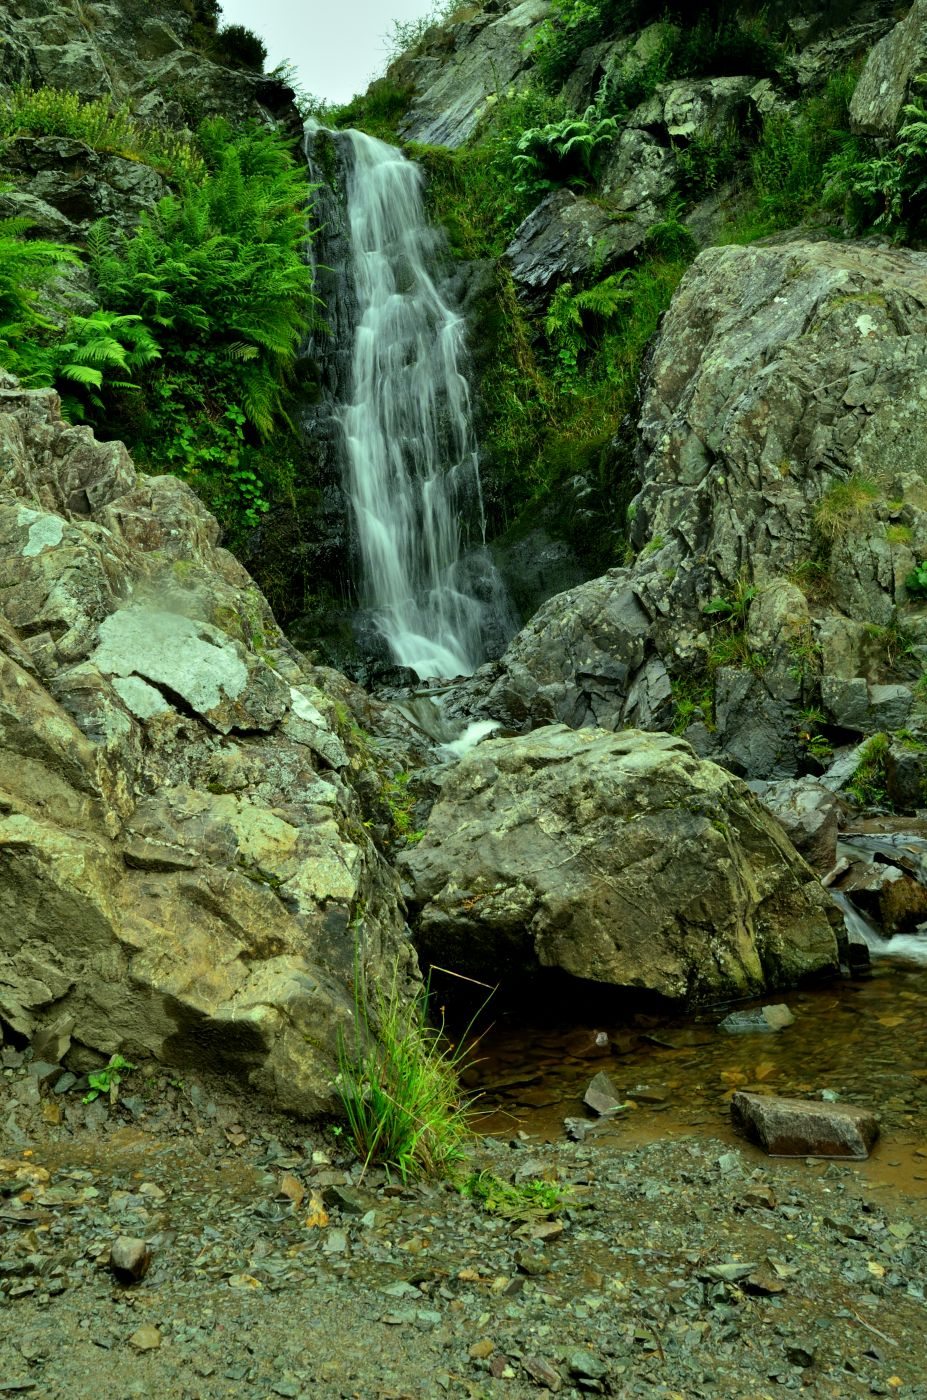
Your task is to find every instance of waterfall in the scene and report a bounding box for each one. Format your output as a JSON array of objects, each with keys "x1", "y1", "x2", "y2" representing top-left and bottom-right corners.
[{"x1": 305, "y1": 124, "x2": 509, "y2": 680}]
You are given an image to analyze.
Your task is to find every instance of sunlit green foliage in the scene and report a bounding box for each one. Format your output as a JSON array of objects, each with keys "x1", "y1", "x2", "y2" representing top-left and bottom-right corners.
[{"x1": 0, "y1": 85, "x2": 205, "y2": 183}]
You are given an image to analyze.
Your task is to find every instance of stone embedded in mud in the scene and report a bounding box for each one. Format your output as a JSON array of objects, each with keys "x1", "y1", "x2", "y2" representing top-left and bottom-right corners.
[
  {"x1": 109, "y1": 1236, "x2": 151, "y2": 1284},
  {"x1": 730, "y1": 1091, "x2": 880, "y2": 1159},
  {"x1": 719, "y1": 1004, "x2": 795, "y2": 1035},
  {"x1": 401, "y1": 725, "x2": 840, "y2": 1005}
]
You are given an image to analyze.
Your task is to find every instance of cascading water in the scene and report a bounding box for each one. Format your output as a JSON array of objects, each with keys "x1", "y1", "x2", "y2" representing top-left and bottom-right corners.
[{"x1": 305, "y1": 123, "x2": 509, "y2": 680}]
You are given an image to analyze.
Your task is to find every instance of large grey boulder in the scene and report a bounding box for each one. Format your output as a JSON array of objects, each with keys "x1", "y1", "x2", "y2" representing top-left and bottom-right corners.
[
  {"x1": 0, "y1": 377, "x2": 419, "y2": 1116},
  {"x1": 457, "y1": 239, "x2": 927, "y2": 778},
  {"x1": 850, "y1": 0, "x2": 927, "y2": 137},
  {"x1": 401, "y1": 725, "x2": 840, "y2": 1004}
]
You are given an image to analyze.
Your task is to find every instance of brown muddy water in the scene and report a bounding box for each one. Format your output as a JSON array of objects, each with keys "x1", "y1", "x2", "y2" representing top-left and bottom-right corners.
[{"x1": 465, "y1": 956, "x2": 927, "y2": 1197}]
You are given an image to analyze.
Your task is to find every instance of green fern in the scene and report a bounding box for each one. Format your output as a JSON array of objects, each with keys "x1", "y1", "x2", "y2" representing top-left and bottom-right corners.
[
  {"x1": 92, "y1": 118, "x2": 318, "y2": 437},
  {"x1": 545, "y1": 271, "x2": 632, "y2": 381},
  {"x1": 825, "y1": 97, "x2": 927, "y2": 237},
  {"x1": 513, "y1": 107, "x2": 619, "y2": 196}
]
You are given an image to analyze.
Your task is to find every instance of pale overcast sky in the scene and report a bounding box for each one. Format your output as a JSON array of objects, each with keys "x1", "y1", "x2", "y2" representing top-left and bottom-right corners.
[{"x1": 215, "y1": 0, "x2": 439, "y2": 104}]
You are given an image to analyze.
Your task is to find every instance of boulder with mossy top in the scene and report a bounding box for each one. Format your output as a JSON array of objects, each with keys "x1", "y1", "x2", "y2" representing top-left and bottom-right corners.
[{"x1": 400, "y1": 724, "x2": 841, "y2": 1005}]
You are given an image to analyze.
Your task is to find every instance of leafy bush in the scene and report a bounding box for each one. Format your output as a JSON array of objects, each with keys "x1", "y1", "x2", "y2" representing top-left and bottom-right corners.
[
  {"x1": 906, "y1": 560, "x2": 927, "y2": 599},
  {"x1": 746, "y1": 67, "x2": 860, "y2": 232},
  {"x1": 545, "y1": 272, "x2": 633, "y2": 380},
  {"x1": 513, "y1": 107, "x2": 619, "y2": 196},
  {"x1": 535, "y1": 0, "x2": 784, "y2": 92},
  {"x1": 674, "y1": 123, "x2": 744, "y2": 199},
  {"x1": 826, "y1": 98, "x2": 927, "y2": 239},
  {"x1": 211, "y1": 23, "x2": 267, "y2": 71},
  {"x1": 0, "y1": 85, "x2": 205, "y2": 183}
]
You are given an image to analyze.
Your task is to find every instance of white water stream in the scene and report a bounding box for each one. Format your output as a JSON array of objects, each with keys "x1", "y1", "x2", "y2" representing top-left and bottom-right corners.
[{"x1": 335, "y1": 129, "x2": 495, "y2": 679}]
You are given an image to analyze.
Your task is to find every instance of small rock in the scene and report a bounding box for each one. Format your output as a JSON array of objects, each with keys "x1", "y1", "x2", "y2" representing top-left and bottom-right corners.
[
  {"x1": 731, "y1": 1091, "x2": 879, "y2": 1158},
  {"x1": 524, "y1": 1355, "x2": 561, "y2": 1390},
  {"x1": 109, "y1": 1237, "x2": 152, "y2": 1284},
  {"x1": 515, "y1": 1248, "x2": 550, "y2": 1276},
  {"x1": 128, "y1": 1324, "x2": 161, "y2": 1352},
  {"x1": 469, "y1": 1339, "x2": 495, "y2": 1360},
  {"x1": 719, "y1": 1004, "x2": 794, "y2": 1034},
  {"x1": 568, "y1": 1349, "x2": 606, "y2": 1380},
  {"x1": 53, "y1": 1073, "x2": 77, "y2": 1095},
  {"x1": 583, "y1": 1071, "x2": 624, "y2": 1116}
]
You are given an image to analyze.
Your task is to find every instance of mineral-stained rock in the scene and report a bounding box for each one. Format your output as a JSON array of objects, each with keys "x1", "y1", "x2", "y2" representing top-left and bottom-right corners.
[
  {"x1": 0, "y1": 376, "x2": 419, "y2": 1116},
  {"x1": 730, "y1": 1091, "x2": 879, "y2": 1158},
  {"x1": 401, "y1": 725, "x2": 840, "y2": 1004}
]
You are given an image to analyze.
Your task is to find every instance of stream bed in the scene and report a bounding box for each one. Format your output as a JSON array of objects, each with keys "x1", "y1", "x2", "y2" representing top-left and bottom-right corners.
[{"x1": 468, "y1": 956, "x2": 927, "y2": 1193}]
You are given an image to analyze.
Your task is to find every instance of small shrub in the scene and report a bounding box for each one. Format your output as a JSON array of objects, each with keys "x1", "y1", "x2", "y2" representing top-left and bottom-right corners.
[
  {"x1": 212, "y1": 23, "x2": 267, "y2": 71},
  {"x1": 460, "y1": 1170, "x2": 574, "y2": 1220},
  {"x1": 846, "y1": 732, "x2": 890, "y2": 808},
  {"x1": 0, "y1": 85, "x2": 205, "y2": 183},
  {"x1": 906, "y1": 560, "x2": 927, "y2": 598},
  {"x1": 83, "y1": 1054, "x2": 136, "y2": 1105}
]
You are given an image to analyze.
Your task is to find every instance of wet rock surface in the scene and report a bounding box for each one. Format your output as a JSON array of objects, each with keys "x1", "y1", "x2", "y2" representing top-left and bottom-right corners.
[
  {"x1": 1, "y1": 1058, "x2": 926, "y2": 1400},
  {"x1": 731, "y1": 1091, "x2": 881, "y2": 1160}
]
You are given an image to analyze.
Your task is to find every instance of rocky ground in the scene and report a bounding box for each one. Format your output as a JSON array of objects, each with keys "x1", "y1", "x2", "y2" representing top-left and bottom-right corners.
[{"x1": 2, "y1": 1055, "x2": 926, "y2": 1400}]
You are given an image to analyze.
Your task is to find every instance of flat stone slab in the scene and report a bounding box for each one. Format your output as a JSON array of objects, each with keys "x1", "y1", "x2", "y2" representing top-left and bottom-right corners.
[{"x1": 731, "y1": 1091, "x2": 879, "y2": 1159}]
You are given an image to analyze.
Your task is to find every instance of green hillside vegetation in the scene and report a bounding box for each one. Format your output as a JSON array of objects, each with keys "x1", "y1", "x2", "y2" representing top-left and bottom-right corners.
[{"x1": 0, "y1": 87, "x2": 316, "y2": 546}]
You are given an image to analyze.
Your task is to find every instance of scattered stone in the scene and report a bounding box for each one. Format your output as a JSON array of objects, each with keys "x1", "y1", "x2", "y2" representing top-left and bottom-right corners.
[
  {"x1": 731, "y1": 1091, "x2": 880, "y2": 1158},
  {"x1": 469, "y1": 1339, "x2": 494, "y2": 1360},
  {"x1": 567, "y1": 1349, "x2": 606, "y2": 1380},
  {"x1": 128, "y1": 1325, "x2": 161, "y2": 1352},
  {"x1": 719, "y1": 1004, "x2": 794, "y2": 1034},
  {"x1": 523, "y1": 1355, "x2": 562, "y2": 1390},
  {"x1": 515, "y1": 1249, "x2": 551, "y2": 1276},
  {"x1": 109, "y1": 1237, "x2": 152, "y2": 1285}
]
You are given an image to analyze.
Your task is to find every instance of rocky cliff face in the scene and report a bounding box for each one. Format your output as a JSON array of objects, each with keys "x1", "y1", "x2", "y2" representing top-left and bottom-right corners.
[
  {"x1": 0, "y1": 374, "x2": 421, "y2": 1114},
  {"x1": 459, "y1": 236, "x2": 927, "y2": 777}
]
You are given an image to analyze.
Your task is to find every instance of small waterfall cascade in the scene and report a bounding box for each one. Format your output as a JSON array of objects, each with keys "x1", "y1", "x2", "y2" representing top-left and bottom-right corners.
[{"x1": 304, "y1": 123, "x2": 509, "y2": 680}]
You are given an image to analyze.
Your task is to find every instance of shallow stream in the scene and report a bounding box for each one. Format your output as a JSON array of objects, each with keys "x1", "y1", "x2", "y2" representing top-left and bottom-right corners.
[{"x1": 467, "y1": 956, "x2": 927, "y2": 1195}]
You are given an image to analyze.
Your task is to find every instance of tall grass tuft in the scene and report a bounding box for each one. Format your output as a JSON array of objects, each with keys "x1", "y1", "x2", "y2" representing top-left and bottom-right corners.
[{"x1": 337, "y1": 970, "x2": 476, "y2": 1182}]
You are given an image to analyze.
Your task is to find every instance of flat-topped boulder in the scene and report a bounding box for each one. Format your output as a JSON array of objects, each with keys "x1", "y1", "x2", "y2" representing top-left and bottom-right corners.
[{"x1": 731, "y1": 1091, "x2": 880, "y2": 1159}]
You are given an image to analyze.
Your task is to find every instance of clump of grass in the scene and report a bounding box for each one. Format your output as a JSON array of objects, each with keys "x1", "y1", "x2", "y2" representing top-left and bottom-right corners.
[
  {"x1": 846, "y1": 732, "x2": 890, "y2": 808},
  {"x1": 461, "y1": 1170, "x2": 573, "y2": 1220},
  {"x1": 337, "y1": 971, "x2": 475, "y2": 1182},
  {"x1": 814, "y1": 472, "x2": 880, "y2": 540}
]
